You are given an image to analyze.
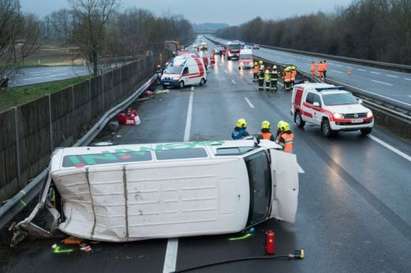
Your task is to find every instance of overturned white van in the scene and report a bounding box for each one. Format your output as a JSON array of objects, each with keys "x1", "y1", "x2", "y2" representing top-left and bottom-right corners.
[{"x1": 15, "y1": 140, "x2": 302, "y2": 243}]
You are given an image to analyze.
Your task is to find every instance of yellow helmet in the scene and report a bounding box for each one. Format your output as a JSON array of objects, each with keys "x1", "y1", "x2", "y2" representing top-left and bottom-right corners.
[
  {"x1": 259, "y1": 60, "x2": 263, "y2": 65},
  {"x1": 277, "y1": 120, "x2": 290, "y2": 131},
  {"x1": 272, "y1": 65, "x2": 277, "y2": 70},
  {"x1": 254, "y1": 61, "x2": 258, "y2": 65},
  {"x1": 236, "y1": 118, "x2": 247, "y2": 128},
  {"x1": 261, "y1": 120, "x2": 271, "y2": 130}
]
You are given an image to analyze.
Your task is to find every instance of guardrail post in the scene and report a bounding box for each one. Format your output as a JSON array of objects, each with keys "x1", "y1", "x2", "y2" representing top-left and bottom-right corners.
[
  {"x1": 13, "y1": 107, "x2": 22, "y2": 188},
  {"x1": 48, "y1": 94, "x2": 54, "y2": 152}
]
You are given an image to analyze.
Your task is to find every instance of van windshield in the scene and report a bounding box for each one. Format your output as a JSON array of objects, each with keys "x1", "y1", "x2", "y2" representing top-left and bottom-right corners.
[
  {"x1": 322, "y1": 93, "x2": 358, "y2": 106},
  {"x1": 228, "y1": 44, "x2": 241, "y2": 50},
  {"x1": 244, "y1": 151, "x2": 271, "y2": 226},
  {"x1": 164, "y1": 65, "x2": 183, "y2": 74}
]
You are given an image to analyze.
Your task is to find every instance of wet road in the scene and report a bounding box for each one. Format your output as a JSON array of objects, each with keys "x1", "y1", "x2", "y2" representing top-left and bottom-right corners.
[
  {"x1": 2, "y1": 40, "x2": 411, "y2": 273},
  {"x1": 208, "y1": 36, "x2": 411, "y2": 108},
  {"x1": 9, "y1": 66, "x2": 90, "y2": 87}
]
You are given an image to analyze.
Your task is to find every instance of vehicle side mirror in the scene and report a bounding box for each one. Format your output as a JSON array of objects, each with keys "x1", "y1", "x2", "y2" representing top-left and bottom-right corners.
[
  {"x1": 358, "y1": 98, "x2": 363, "y2": 104},
  {"x1": 313, "y1": 102, "x2": 320, "y2": 107}
]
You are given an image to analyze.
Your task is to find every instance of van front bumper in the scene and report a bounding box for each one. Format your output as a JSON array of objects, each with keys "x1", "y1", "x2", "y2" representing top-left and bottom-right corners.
[
  {"x1": 330, "y1": 118, "x2": 374, "y2": 131},
  {"x1": 161, "y1": 79, "x2": 180, "y2": 87}
]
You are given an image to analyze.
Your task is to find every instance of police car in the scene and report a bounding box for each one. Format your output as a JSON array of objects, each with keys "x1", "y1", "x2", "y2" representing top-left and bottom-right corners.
[{"x1": 291, "y1": 83, "x2": 374, "y2": 137}]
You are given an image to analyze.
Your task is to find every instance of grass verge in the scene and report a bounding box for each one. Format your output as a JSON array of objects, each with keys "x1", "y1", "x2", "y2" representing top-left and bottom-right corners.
[{"x1": 0, "y1": 76, "x2": 89, "y2": 112}]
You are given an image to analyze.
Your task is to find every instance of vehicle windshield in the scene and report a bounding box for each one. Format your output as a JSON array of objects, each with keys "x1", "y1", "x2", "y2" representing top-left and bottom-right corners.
[
  {"x1": 164, "y1": 65, "x2": 183, "y2": 74},
  {"x1": 244, "y1": 151, "x2": 271, "y2": 226},
  {"x1": 322, "y1": 92, "x2": 358, "y2": 106},
  {"x1": 228, "y1": 44, "x2": 241, "y2": 50},
  {"x1": 240, "y1": 54, "x2": 252, "y2": 59}
]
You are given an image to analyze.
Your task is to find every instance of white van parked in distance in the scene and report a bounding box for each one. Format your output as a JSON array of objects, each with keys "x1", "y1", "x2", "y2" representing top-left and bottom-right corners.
[
  {"x1": 161, "y1": 53, "x2": 207, "y2": 89},
  {"x1": 239, "y1": 48, "x2": 253, "y2": 70},
  {"x1": 28, "y1": 140, "x2": 302, "y2": 242}
]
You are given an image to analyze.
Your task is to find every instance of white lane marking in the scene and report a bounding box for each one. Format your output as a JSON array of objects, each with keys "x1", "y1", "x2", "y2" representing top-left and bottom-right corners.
[
  {"x1": 404, "y1": 78, "x2": 411, "y2": 81},
  {"x1": 386, "y1": 74, "x2": 399, "y2": 78},
  {"x1": 370, "y1": 71, "x2": 380, "y2": 75},
  {"x1": 330, "y1": 79, "x2": 411, "y2": 107},
  {"x1": 184, "y1": 92, "x2": 194, "y2": 141},
  {"x1": 371, "y1": 79, "x2": 393, "y2": 86},
  {"x1": 162, "y1": 91, "x2": 194, "y2": 273},
  {"x1": 369, "y1": 135, "x2": 411, "y2": 162},
  {"x1": 162, "y1": 239, "x2": 179, "y2": 273},
  {"x1": 232, "y1": 79, "x2": 236, "y2": 84},
  {"x1": 244, "y1": 97, "x2": 255, "y2": 109},
  {"x1": 358, "y1": 68, "x2": 366, "y2": 72}
]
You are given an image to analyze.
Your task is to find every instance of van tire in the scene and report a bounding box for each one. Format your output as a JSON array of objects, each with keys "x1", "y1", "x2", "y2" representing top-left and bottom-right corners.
[
  {"x1": 199, "y1": 78, "x2": 206, "y2": 86},
  {"x1": 295, "y1": 112, "x2": 305, "y2": 128},
  {"x1": 321, "y1": 118, "x2": 334, "y2": 137},
  {"x1": 179, "y1": 81, "x2": 185, "y2": 89},
  {"x1": 360, "y1": 127, "x2": 372, "y2": 136}
]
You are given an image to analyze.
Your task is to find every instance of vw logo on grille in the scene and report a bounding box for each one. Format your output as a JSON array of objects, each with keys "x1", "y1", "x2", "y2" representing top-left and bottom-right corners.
[{"x1": 354, "y1": 114, "x2": 359, "y2": 118}]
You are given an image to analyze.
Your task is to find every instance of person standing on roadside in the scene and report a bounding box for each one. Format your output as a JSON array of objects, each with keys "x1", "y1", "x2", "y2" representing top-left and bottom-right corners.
[
  {"x1": 318, "y1": 61, "x2": 324, "y2": 81},
  {"x1": 310, "y1": 61, "x2": 317, "y2": 80},
  {"x1": 323, "y1": 60, "x2": 328, "y2": 79}
]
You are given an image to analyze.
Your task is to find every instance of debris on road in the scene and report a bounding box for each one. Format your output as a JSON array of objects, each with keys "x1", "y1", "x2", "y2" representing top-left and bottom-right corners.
[
  {"x1": 51, "y1": 244, "x2": 74, "y2": 254},
  {"x1": 155, "y1": 89, "x2": 170, "y2": 95},
  {"x1": 62, "y1": 236, "x2": 82, "y2": 245},
  {"x1": 116, "y1": 108, "x2": 141, "y2": 126}
]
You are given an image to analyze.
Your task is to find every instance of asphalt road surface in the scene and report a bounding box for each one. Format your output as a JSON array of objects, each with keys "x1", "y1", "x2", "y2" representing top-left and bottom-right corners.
[
  {"x1": 9, "y1": 66, "x2": 90, "y2": 87},
  {"x1": 209, "y1": 36, "x2": 411, "y2": 108},
  {"x1": 2, "y1": 40, "x2": 411, "y2": 273}
]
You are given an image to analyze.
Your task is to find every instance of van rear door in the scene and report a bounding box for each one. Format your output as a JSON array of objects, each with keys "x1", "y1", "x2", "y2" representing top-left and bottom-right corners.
[{"x1": 269, "y1": 149, "x2": 301, "y2": 223}]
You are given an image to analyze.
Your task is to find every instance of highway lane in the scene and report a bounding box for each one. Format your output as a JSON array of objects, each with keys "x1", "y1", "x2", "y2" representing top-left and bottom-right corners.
[
  {"x1": 2, "y1": 40, "x2": 411, "y2": 273},
  {"x1": 9, "y1": 66, "x2": 90, "y2": 87},
  {"x1": 208, "y1": 36, "x2": 411, "y2": 107}
]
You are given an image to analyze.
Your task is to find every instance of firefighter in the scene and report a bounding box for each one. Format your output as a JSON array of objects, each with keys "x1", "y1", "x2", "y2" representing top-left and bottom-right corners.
[
  {"x1": 231, "y1": 118, "x2": 250, "y2": 140},
  {"x1": 253, "y1": 61, "x2": 259, "y2": 81},
  {"x1": 290, "y1": 65, "x2": 297, "y2": 88},
  {"x1": 323, "y1": 60, "x2": 328, "y2": 79},
  {"x1": 258, "y1": 64, "x2": 265, "y2": 91},
  {"x1": 257, "y1": 120, "x2": 275, "y2": 141},
  {"x1": 283, "y1": 67, "x2": 292, "y2": 91},
  {"x1": 310, "y1": 61, "x2": 317, "y2": 80},
  {"x1": 276, "y1": 121, "x2": 294, "y2": 153},
  {"x1": 270, "y1": 65, "x2": 278, "y2": 92},
  {"x1": 264, "y1": 67, "x2": 271, "y2": 91},
  {"x1": 318, "y1": 61, "x2": 325, "y2": 81}
]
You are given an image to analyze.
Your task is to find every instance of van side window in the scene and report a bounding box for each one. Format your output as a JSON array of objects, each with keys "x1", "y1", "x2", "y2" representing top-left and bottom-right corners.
[
  {"x1": 156, "y1": 148, "x2": 207, "y2": 160},
  {"x1": 306, "y1": 93, "x2": 314, "y2": 104},
  {"x1": 216, "y1": 147, "x2": 255, "y2": 156},
  {"x1": 183, "y1": 67, "x2": 189, "y2": 75},
  {"x1": 62, "y1": 151, "x2": 152, "y2": 167},
  {"x1": 312, "y1": 94, "x2": 322, "y2": 106}
]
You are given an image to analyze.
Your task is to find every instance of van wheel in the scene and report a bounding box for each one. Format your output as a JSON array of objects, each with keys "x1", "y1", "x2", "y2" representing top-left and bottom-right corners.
[
  {"x1": 321, "y1": 119, "x2": 334, "y2": 137},
  {"x1": 199, "y1": 78, "x2": 206, "y2": 86},
  {"x1": 360, "y1": 128, "x2": 372, "y2": 136},
  {"x1": 295, "y1": 112, "x2": 305, "y2": 128},
  {"x1": 179, "y1": 81, "x2": 185, "y2": 89}
]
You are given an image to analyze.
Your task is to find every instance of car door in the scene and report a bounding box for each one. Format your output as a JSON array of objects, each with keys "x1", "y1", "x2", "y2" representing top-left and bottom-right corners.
[
  {"x1": 302, "y1": 92, "x2": 315, "y2": 123},
  {"x1": 269, "y1": 149, "x2": 301, "y2": 223},
  {"x1": 311, "y1": 93, "x2": 323, "y2": 125}
]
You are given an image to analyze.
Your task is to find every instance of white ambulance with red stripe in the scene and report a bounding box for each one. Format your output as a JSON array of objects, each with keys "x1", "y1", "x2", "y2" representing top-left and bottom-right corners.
[
  {"x1": 161, "y1": 53, "x2": 207, "y2": 89},
  {"x1": 291, "y1": 83, "x2": 374, "y2": 137}
]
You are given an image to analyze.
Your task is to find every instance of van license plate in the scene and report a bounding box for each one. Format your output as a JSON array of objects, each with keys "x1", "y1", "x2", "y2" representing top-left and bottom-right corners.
[{"x1": 352, "y1": 118, "x2": 363, "y2": 123}]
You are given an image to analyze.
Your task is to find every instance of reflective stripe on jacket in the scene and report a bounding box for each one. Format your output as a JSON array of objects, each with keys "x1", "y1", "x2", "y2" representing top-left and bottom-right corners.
[{"x1": 277, "y1": 132, "x2": 294, "y2": 153}]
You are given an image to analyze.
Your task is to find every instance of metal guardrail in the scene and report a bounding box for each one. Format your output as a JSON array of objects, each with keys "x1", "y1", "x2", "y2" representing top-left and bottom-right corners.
[{"x1": 0, "y1": 74, "x2": 157, "y2": 230}]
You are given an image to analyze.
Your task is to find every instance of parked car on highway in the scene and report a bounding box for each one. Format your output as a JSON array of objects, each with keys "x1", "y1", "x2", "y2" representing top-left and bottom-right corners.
[
  {"x1": 226, "y1": 41, "x2": 241, "y2": 60},
  {"x1": 253, "y1": 44, "x2": 260, "y2": 50},
  {"x1": 161, "y1": 53, "x2": 207, "y2": 88},
  {"x1": 291, "y1": 83, "x2": 374, "y2": 137},
  {"x1": 15, "y1": 140, "x2": 302, "y2": 242},
  {"x1": 239, "y1": 48, "x2": 253, "y2": 70}
]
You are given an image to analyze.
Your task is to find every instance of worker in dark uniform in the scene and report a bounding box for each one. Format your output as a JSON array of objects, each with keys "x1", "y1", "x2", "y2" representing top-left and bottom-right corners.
[{"x1": 270, "y1": 65, "x2": 278, "y2": 92}]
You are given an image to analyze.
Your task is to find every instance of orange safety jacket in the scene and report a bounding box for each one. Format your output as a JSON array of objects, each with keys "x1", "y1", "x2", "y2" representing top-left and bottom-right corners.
[
  {"x1": 277, "y1": 131, "x2": 294, "y2": 153},
  {"x1": 283, "y1": 71, "x2": 292, "y2": 82},
  {"x1": 291, "y1": 70, "x2": 297, "y2": 81},
  {"x1": 318, "y1": 63, "x2": 325, "y2": 72},
  {"x1": 253, "y1": 66, "x2": 259, "y2": 74},
  {"x1": 310, "y1": 63, "x2": 317, "y2": 72},
  {"x1": 260, "y1": 131, "x2": 274, "y2": 141}
]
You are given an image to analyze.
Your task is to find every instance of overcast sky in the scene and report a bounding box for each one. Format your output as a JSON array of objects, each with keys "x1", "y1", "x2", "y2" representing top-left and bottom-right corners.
[{"x1": 20, "y1": 0, "x2": 353, "y2": 25}]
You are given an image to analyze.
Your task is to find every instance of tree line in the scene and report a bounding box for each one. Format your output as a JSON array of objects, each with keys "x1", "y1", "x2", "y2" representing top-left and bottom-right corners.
[
  {"x1": 216, "y1": 0, "x2": 411, "y2": 65},
  {"x1": 0, "y1": 0, "x2": 194, "y2": 80}
]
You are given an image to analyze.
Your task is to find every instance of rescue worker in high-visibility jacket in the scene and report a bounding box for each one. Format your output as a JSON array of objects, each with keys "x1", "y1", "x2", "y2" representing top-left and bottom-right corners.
[
  {"x1": 264, "y1": 68, "x2": 271, "y2": 91},
  {"x1": 318, "y1": 61, "x2": 325, "y2": 81},
  {"x1": 276, "y1": 120, "x2": 294, "y2": 153},
  {"x1": 323, "y1": 60, "x2": 328, "y2": 79},
  {"x1": 290, "y1": 65, "x2": 297, "y2": 88},
  {"x1": 257, "y1": 120, "x2": 275, "y2": 141},
  {"x1": 232, "y1": 118, "x2": 250, "y2": 140},
  {"x1": 270, "y1": 65, "x2": 278, "y2": 92},
  {"x1": 258, "y1": 64, "x2": 265, "y2": 91},
  {"x1": 310, "y1": 61, "x2": 317, "y2": 80},
  {"x1": 253, "y1": 61, "x2": 259, "y2": 81},
  {"x1": 283, "y1": 67, "x2": 293, "y2": 91}
]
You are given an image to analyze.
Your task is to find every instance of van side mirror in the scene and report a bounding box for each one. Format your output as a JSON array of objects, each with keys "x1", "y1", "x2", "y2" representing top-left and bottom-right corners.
[
  {"x1": 358, "y1": 98, "x2": 363, "y2": 104},
  {"x1": 313, "y1": 102, "x2": 320, "y2": 107}
]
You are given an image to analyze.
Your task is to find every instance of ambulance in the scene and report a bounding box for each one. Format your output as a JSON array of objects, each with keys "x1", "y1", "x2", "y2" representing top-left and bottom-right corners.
[
  {"x1": 226, "y1": 41, "x2": 241, "y2": 60},
  {"x1": 160, "y1": 53, "x2": 207, "y2": 89},
  {"x1": 291, "y1": 83, "x2": 374, "y2": 137},
  {"x1": 238, "y1": 48, "x2": 253, "y2": 70},
  {"x1": 14, "y1": 140, "x2": 303, "y2": 242}
]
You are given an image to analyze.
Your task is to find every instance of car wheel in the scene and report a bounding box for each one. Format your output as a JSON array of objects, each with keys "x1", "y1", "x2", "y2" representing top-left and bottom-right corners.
[
  {"x1": 321, "y1": 119, "x2": 334, "y2": 137},
  {"x1": 199, "y1": 78, "x2": 206, "y2": 86},
  {"x1": 360, "y1": 127, "x2": 372, "y2": 136},
  {"x1": 295, "y1": 112, "x2": 305, "y2": 128},
  {"x1": 179, "y1": 81, "x2": 185, "y2": 89}
]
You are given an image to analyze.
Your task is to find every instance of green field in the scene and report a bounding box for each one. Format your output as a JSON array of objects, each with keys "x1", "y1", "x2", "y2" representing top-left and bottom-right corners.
[{"x1": 0, "y1": 76, "x2": 89, "y2": 112}]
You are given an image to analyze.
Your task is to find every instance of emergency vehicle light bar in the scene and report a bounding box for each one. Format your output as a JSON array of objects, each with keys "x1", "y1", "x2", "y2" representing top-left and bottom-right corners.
[{"x1": 315, "y1": 86, "x2": 345, "y2": 92}]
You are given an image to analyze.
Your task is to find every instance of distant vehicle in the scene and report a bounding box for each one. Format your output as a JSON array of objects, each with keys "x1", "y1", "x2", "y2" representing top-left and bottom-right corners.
[
  {"x1": 253, "y1": 44, "x2": 260, "y2": 50},
  {"x1": 291, "y1": 83, "x2": 374, "y2": 137},
  {"x1": 214, "y1": 46, "x2": 224, "y2": 55},
  {"x1": 17, "y1": 140, "x2": 302, "y2": 242},
  {"x1": 161, "y1": 53, "x2": 207, "y2": 88},
  {"x1": 226, "y1": 41, "x2": 241, "y2": 60},
  {"x1": 199, "y1": 42, "x2": 208, "y2": 51},
  {"x1": 238, "y1": 48, "x2": 253, "y2": 70}
]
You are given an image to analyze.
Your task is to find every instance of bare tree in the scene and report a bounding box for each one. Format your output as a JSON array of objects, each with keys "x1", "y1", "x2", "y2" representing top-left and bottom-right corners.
[
  {"x1": 16, "y1": 14, "x2": 41, "y2": 64},
  {"x1": 70, "y1": 0, "x2": 120, "y2": 76}
]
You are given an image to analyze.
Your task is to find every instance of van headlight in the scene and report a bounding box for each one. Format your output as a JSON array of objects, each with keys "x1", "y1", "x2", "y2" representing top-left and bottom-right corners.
[
  {"x1": 333, "y1": 113, "x2": 343, "y2": 119},
  {"x1": 366, "y1": 110, "x2": 373, "y2": 118}
]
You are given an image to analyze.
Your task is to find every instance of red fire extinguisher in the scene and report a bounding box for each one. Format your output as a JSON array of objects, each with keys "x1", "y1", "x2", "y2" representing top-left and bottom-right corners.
[{"x1": 265, "y1": 230, "x2": 276, "y2": 255}]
